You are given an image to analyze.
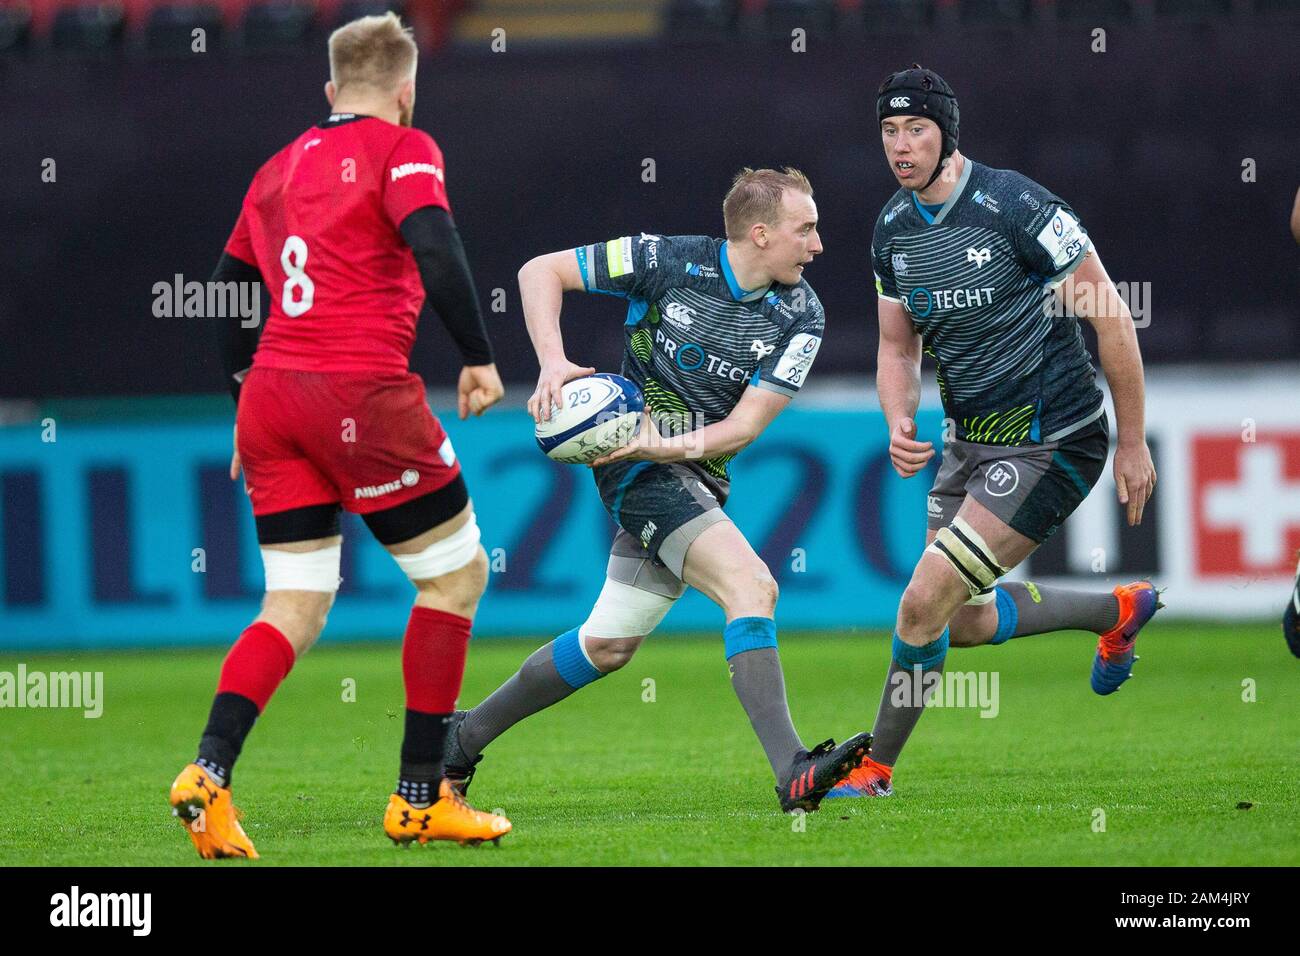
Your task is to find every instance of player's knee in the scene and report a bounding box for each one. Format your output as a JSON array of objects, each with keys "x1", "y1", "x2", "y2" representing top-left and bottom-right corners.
[
  {"x1": 583, "y1": 634, "x2": 644, "y2": 672},
  {"x1": 414, "y1": 545, "x2": 489, "y2": 617},
  {"x1": 260, "y1": 590, "x2": 334, "y2": 654},
  {"x1": 897, "y1": 579, "x2": 946, "y2": 636},
  {"x1": 721, "y1": 563, "x2": 778, "y2": 617},
  {"x1": 448, "y1": 544, "x2": 489, "y2": 602}
]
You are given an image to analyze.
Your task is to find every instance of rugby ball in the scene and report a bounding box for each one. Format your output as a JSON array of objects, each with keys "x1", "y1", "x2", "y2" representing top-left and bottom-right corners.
[{"x1": 535, "y1": 373, "x2": 644, "y2": 465}]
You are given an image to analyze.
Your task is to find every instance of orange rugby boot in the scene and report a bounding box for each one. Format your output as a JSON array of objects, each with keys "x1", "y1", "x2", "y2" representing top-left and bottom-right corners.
[
  {"x1": 826, "y1": 755, "x2": 895, "y2": 799},
  {"x1": 1092, "y1": 580, "x2": 1164, "y2": 696},
  {"x1": 169, "y1": 762, "x2": 259, "y2": 860},
  {"x1": 384, "y1": 779, "x2": 512, "y2": 847}
]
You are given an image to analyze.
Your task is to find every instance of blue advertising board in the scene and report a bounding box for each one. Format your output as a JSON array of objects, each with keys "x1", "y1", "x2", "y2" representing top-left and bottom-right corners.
[{"x1": 0, "y1": 407, "x2": 942, "y2": 649}]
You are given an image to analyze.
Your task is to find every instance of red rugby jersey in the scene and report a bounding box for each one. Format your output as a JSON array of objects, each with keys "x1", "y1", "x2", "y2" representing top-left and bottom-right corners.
[{"x1": 224, "y1": 113, "x2": 451, "y2": 374}]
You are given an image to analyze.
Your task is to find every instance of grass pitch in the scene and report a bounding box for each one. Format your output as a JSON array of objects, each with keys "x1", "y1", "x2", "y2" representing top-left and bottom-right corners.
[{"x1": 1, "y1": 622, "x2": 1296, "y2": 866}]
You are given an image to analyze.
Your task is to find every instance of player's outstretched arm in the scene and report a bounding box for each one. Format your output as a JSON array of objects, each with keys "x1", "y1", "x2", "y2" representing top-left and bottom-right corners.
[
  {"x1": 399, "y1": 207, "x2": 503, "y2": 419},
  {"x1": 1061, "y1": 250, "x2": 1156, "y2": 526},
  {"x1": 518, "y1": 250, "x2": 594, "y2": 422},
  {"x1": 590, "y1": 386, "x2": 790, "y2": 468},
  {"x1": 877, "y1": 298, "x2": 933, "y2": 479}
]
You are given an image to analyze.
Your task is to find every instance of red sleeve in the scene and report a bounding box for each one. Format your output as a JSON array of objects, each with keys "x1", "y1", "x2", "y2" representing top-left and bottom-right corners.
[
  {"x1": 223, "y1": 198, "x2": 256, "y2": 265},
  {"x1": 383, "y1": 129, "x2": 452, "y2": 227}
]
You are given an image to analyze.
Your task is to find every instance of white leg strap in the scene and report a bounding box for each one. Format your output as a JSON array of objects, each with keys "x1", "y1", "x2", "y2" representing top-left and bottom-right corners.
[
  {"x1": 391, "y1": 514, "x2": 481, "y2": 581},
  {"x1": 262, "y1": 545, "x2": 342, "y2": 592},
  {"x1": 579, "y1": 578, "x2": 677, "y2": 640},
  {"x1": 928, "y1": 516, "x2": 1009, "y2": 599}
]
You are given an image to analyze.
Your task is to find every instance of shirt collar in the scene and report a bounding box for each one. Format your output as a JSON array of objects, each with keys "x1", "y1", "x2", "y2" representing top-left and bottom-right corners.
[{"x1": 719, "y1": 240, "x2": 771, "y2": 302}]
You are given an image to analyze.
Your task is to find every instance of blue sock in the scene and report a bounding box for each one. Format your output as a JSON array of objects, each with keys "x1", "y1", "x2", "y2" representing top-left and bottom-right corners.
[
  {"x1": 723, "y1": 616, "x2": 778, "y2": 659},
  {"x1": 551, "y1": 627, "x2": 603, "y2": 689},
  {"x1": 990, "y1": 587, "x2": 1018, "y2": 645},
  {"x1": 891, "y1": 627, "x2": 950, "y2": 670}
]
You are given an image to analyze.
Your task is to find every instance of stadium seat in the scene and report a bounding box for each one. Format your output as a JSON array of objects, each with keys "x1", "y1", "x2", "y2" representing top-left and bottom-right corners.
[
  {"x1": 857, "y1": 0, "x2": 934, "y2": 31},
  {"x1": 665, "y1": 0, "x2": 738, "y2": 40},
  {"x1": 240, "y1": 0, "x2": 316, "y2": 51},
  {"x1": 144, "y1": 3, "x2": 223, "y2": 53},
  {"x1": 959, "y1": 0, "x2": 1032, "y2": 25},
  {"x1": 329, "y1": 0, "x2": 406, "y2": 26},
  {"x1": 0, "y1": 4, "x2": 32, "y2": 50},
  {"x1": 50, "y1": 2, "x2": 126, "y2": 50},
  {"x1": 755, "y1": 0, "x2": 837, "y2": 36},
  {"x1": 1154, "y1": 0, "x2": 1230, "y2": 16},
  {"x1": 1054, "y1": 0, "x2": 1135, "y2": 19}
]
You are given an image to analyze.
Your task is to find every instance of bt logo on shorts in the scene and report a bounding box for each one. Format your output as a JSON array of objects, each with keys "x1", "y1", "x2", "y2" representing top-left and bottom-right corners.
[
  {"x1": 640, "y1": 520, "x2": 658, "y2": 547},
  {"x1": 984, "y1": 461, "x2": 1020, "y2": 497}
]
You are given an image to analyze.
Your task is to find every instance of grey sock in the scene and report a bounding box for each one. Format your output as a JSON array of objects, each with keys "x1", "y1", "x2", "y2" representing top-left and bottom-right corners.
[
  {"x1": 1001, "y1": 582, "x2": 1120, "y2": 638},
  {"x1": 728, "y1": 647, "x2": 805, "y2": 778},
  {"x1": 458, "y1": 641, "x2": 578, "y2": 757},
  {"x1": 869, "y1": 657, "x2": 945, "y2": 767}
]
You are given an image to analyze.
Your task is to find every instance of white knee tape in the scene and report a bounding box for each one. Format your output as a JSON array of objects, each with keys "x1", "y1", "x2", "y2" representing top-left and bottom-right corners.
[
  {"x1": 262, "y1": 545, "x2": 342, "y2": 592},
  {"x1": 965, "y1": 586, "x2": 997, "y2": 606},
  {"x1": 391, "y1": 514, "x2": 481, "y2": 581},
  {"x1": 928, "y1": 516, "x2": 1008, "y2": 599},
  {"x1": 580, "y1": 578, "x2": 677, "y2": 640}
]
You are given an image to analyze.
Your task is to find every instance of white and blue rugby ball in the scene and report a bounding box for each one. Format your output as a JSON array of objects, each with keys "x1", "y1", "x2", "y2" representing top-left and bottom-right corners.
[{"x1": 535, "y1": 373, "x2": 644, "y2": 465}]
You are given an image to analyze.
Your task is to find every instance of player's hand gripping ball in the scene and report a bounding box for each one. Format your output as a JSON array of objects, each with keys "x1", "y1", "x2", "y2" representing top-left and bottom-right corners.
[{"x1": 534, "y1": 373, "x2": 644, "y2": 465}]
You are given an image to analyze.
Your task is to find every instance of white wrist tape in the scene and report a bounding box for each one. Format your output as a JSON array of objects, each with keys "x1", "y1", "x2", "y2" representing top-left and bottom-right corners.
[
  {"x1": 261, "y1": 544, "x2": 342, "y2": 592},
  {"x1": 580, "y1": 577, "x2": 677, "y2": 640},
  {"x1": 391, "y1": 514, "x2": 482, "y2": 581}
]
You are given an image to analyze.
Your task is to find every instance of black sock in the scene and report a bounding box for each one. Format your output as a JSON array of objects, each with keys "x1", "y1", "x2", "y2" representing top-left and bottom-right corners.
[
  {"x1": 196, "y1": 692, "x2": 260, "y2": 787},
  {"x1": 398, "y1": 709, "x2": 451, "y2": 808}
]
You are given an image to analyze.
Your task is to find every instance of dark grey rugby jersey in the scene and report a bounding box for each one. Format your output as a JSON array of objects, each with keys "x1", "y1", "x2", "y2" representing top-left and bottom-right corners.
[
  {"x1": 871, "y1": 159, "x2": 1105, "y2": 445},
  {"x1": 576, "y1": 234, "x2": 824, "y2": 480}
]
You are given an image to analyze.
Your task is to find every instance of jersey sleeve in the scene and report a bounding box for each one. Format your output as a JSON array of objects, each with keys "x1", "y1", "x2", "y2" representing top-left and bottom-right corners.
[
  {"x1": 575, "y1": 233, "x2": 676, "y2": 300},
  {"x1": 223, "y1": 200, "x2": 256, "y2": 266},
  {"x1": 382, "y1": 129, "x2": 451, "y2": 227},
  {"x1": 753, "y1": 293, "x2": 825, "y2": 398},
  {"x1": 1009, "y1": 183, "x2": 1091, "y2": 285},
  {"x1": 870, "y1": 220, "x2": 901, "y2": 302}
]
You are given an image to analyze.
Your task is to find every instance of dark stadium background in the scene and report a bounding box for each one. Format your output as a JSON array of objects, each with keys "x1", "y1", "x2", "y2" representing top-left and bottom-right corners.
[{"x1": 2, "y1": 1, "x2": 1297, "y2": 401}]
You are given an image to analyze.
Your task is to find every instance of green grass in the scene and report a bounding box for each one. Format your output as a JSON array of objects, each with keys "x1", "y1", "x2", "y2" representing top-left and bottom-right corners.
[{"x1": 1, "y1": 623, "x2": 1297, "y2": 866}]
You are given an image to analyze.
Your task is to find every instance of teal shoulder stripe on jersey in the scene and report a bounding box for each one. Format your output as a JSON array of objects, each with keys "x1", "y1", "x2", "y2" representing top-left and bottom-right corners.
[{"x1": 625, "y1": 298, "x2": 649, "y2": 326}]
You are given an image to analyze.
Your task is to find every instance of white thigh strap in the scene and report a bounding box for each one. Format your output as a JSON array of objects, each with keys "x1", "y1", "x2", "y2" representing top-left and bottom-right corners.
[
  {"x1": 262, "y1": 545, "x2": 342, "y2": 592},
  {"x1": 580, "y1": 578, "x2": 677, "y2": 640},
  {"x1": 391, "y1": 514, "x2": 481, "y2": 581},
  {"x1": 928, "y1": 516, "x2": 1009, "y2": 598}
]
